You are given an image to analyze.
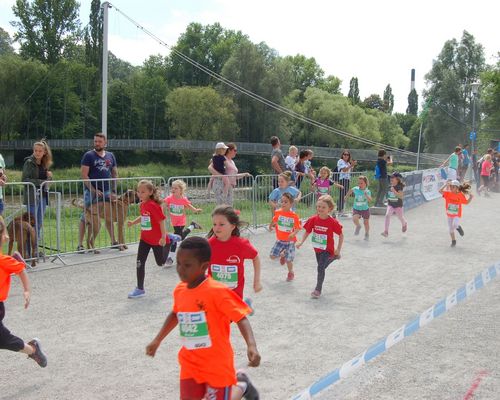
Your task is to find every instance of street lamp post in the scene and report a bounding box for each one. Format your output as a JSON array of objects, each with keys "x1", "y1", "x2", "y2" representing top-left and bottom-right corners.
[{"x1": 470, "y1": 81, "x2": 480, "y2": 184}]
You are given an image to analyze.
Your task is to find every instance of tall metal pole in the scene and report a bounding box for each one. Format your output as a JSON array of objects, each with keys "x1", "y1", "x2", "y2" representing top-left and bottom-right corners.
[
  {"x1": 471, "y1": 93, "x2": 477, "y2": 154},
  {"x1": 101, "y1": 2, "x2": 110, "y2": 137},
  {"x1": 416, "y1": 123, "x2": 423, "y2": 170}
]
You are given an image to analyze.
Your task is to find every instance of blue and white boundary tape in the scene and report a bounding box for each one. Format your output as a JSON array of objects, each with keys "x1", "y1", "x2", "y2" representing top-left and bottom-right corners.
[{"x1": 292, "y1": 261, "x2": 500, "y2": 400}]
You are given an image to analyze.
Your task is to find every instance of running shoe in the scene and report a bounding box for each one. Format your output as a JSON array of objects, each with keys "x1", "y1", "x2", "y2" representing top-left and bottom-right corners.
[
  {"x1": 77, "y1": 245, "x2": 85, "y2": 254},
  {"x1": 354, "y1": 226, "x2": 361, "y2": 236},
  {"x1": 168, "y1": 234, "x2": 181, "y2": 242},
  {"x1": 164, "y1": 257, "x2": 174, "y2": 267},
  {"x1": 27, "y1": 338, "x2": 47, "y2": 368},
  {"x1": 236, "y1": 370, "x2": 260, "y2": 400},
  {"x1": 451, "y1": 240, "x2": 457, "y2": 247},
  {"x1": 244, "y1": 297, "x2": 254, "y2": 316},
  {"x1": 286, "y1": 272, "x2": 295, "y2": 282},
  {"x1": 381, "y1": 231, "x2": 388, "y2": 238},
  {"x1": 128, "y1": 288, "x2": 145, "y2": 299},
  {"x1": 402, "y1": 223, "x2": 408, "y2": 233},
  {"x1": 364, "y1": 233, "x2": 369, "y2": 241},
  {"x1": 190, "y1": 221, "x2": 203, "y2": 230},
  {"x1": 457, "y1": 226, "x2": 464, "y2": 236},
  {"x1": 311, "y1": 290, "x2": 321, "y2": 299}
]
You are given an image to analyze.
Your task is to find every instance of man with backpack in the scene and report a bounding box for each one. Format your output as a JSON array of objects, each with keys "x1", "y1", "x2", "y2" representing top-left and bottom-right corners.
[{"x1": 374, "y1": 149, "x2": 392, "y2": 207}]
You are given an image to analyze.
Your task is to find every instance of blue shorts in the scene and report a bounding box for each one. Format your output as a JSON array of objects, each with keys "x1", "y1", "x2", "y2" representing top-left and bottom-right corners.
[
  {"x1": 80, "y1": 188, "x2": 112, "y2": 221},
  {"x1": 270, "y1": 240, "x2": 296, "y2": 262}
]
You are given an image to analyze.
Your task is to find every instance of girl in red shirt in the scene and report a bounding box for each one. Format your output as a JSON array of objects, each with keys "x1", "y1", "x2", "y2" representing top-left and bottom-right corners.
[
  {"x1": 478, "y1": 154, "x2": 493, "y2": 195},
  {"x1": 297, "y1": 195, "x2": 344, "y2": 299},
  {"x1": 439, "y1": 180, "x2": 473, "y2": 247},
  {"x1": 127, "y1": 180, "x2": 167, "y2": 298},
  {"x1": 207, "y1": 206, "x2": 262, "y2": 307}
]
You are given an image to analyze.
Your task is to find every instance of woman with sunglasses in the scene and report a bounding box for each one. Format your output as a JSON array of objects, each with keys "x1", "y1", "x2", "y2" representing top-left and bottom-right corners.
[{"x1": 336, "y1": 150, "x2": 356, "y2": 214}]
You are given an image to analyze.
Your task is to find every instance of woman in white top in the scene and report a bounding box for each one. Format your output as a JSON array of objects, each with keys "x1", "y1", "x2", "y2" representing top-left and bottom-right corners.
[
  {"x1": 336, "y1": 149, "x2": 357, "y2": 213},
  {"x1": 208, "y1": 142, "x2": 251, "y2": 206}
]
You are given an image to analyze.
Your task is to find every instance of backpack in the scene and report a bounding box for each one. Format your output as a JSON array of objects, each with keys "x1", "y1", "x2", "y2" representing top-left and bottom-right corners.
[
  {"x1": 374, "y1": 163, "x2": 381, "y2": 180},
  {"x1": 332, "y1": 166, "x2": 340, "y2": 182}
]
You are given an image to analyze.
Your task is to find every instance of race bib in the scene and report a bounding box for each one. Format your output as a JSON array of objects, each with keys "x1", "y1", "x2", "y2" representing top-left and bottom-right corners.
[
  {"x1": 318, "y1": 186, "x2": 329, "y2": 194},
  {"x1": 277, "y1": 216, "x2": 295, "y2": 232},
  {"x1": 178, "y1": 312, "x2": 211, "y2": 350},
  {"x1": 141, "y1": 215, "x2": 152, "y2": 230},
  {"x1": 170, "y1": 204, "x2": 184, "y2": 216},
  {"x1": 210, "y1": 264, "x2": 239, "y2": 288},
  {"x1": 355, "y1": 195, "x2": 367, "y2": 208},
  {"x1": 447, "y1": 203, "x2": 459, "y2": 215},
  {"x1": 387, "y1": 191, "x2": 397, "y2": 201},
  {"x1": 311, "y1": 232, "x2": 327, "y2": 250}
]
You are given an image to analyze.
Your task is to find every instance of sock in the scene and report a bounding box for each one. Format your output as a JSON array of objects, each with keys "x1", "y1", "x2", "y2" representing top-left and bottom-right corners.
[{"x1": 187, "y1": 225, "x2": 194, "y2": 232}]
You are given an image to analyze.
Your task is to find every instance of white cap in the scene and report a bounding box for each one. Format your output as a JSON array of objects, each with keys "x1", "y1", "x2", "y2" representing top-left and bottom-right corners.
[
  {"x1": 215, "y1": 142, "x2": 228, "y2": 150},
  {"x1": 450, "y1": 180, "x2": 460, "y2": 186}
]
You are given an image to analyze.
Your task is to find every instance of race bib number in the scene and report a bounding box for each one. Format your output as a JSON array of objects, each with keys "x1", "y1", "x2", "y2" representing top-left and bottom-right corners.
[
  {"x1": 141, "y1": 215, "x2": 152, "y2": 230},
  {"x1": 447, "y1": 203, "x2": 459, "y2": 215},
  {"x1": 210, "y1": 264, "x2": 238, "y2": 288},
  {"x1": 318, "y1": 186, "x2": 329, "y2": 194},
  {"x1": 355, "y1": 195, "x2": 366, "y2": 208},
  {"x1": 170, "y1": 204, "x2": 184, "y2": 216},
  {"x1": 387, "y1": 191, "x2": 397, "y2": 201},
  {"x1": 277, "y1": 216, "x2": 295, "y2": 232},
  {"x1": 311, "y1": 232, "x2": 327, "y2": 250},
  {"x1": 178, "y1": 312, "x2": 211, "y2": 350}
]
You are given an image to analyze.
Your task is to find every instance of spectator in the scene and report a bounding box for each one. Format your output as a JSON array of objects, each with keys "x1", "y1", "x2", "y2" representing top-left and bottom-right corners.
[
  {"x1": 77, "y1": 133, "x2": 118, "y2": 252},
  {"x1": 0, "y1": 153, "x2": 6, "y2": 216},
  {"x1": 460, "y1": 144, "x2": 471, "y2": 181},
  {"x1": 374, "y1": 149, "x2": 392, "y2": 207},
  {"x1": 336, "y1": 149, "x2": 357, "y2": 214},
  {"x1": 270, "y1": 136, "x2": 286, "y2": 188},
  {"x1": 21, "y1": 140, "x2": 53, "y2": 242}
]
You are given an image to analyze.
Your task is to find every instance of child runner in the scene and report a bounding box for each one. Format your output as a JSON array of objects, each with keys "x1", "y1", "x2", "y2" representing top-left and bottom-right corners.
[
  {"x1": 297, "y1": 195, "x2": 344, "y2": 299},
  {"x1": 344, "y1": 175, "x2": 372, "y2": 240},
  {"x1": 313, "y1": 166, "x2": 343, "y2": 198},
  {"x1": 269, "y1": 193, "x2": 302, "y2": 282},
  {"x1": 381, "y1": 172, "x2": 407, "y2": 237},
  {"x1": 127, "y1": 180, "x2": 167, "y2": 299},
  {"x1": 0, "y1": 218, "x2": 47, "y2": 367},
  {"x1": 164, "y1": 179, "x2": 202, "y2": 266},
  {"x1": 478, "y1": 154, "x2": 493, "y2": 196},
  {"x1": 207, "y1": 206, "x2": 262, "y2": 308},
  {"x1": 439, "y1": 180, "x2": 473, "y2": 247},
  {"x1": 269, "y1": 171, "x2": 302, "y2": 213},
  {"x1": 146, "y1": 237, "x2": 260, "y2": 400}
]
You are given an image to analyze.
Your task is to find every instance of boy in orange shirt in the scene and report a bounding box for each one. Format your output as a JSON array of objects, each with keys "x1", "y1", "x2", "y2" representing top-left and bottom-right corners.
[
  {"x1": 439, "y1": 180, "x2": 473, "y2": 247},
  {"x1": 0, "y1": 217, "x2": 47, "y2": 367},
  {"x1": 269, "y1": 193, "x2": 301, "y2": 282},
  {"x1": 146, "y1": 236, "x2": 260, "y2": 400}
]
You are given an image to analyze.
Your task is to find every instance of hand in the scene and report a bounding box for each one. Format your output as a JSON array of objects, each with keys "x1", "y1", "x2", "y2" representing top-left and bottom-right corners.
[
  {"x1": 338, "y1": 185, "x2": 344, "y2": 189},
  {"x1": 245, "y1": 172, "x2": 252, "y2": 177},
  {"x1": 24, "y1": 291, "x2": 31, "y2": 309},
  {"x1": 95, "y1": 189, "x2": 103, "y2": 198},
  {"x1": 391, "y1": 187, "x2": 396, "y2": 193},
  {"x1": 254, "y1": 282, "x2": 263, "y2": 293},
  {"x1": 268, "y1": 224, "x2": 274, "y2": 231},
  {"x1": 127, "y1": 220, "x2": 134, "y2": 227},
  {"x1": 352, "y1": 160, "x2": 357, "y2": 166},
  {"x1": 334, "y1": 249, "x2": 341, "y2": 258},
  {"x1": 247, "y1": 344, "x2": 261, "y2": 367},
  {"x1": 46, "y1": 171, "x2": 53, "y2": 179},
  {"x1": 195, "y1": 208, "x2": 202, "y2": 214},
  {"x1": 296, "y1": 242, "x2": 303, "y2": 249},
  {"x1": 288, "y1": 232, "x2": 296, "y2": 239},
  {"x1": 146, "y1": 339, "x2": 161, "y2": 357},
  {"x1": 159, "y1": 237, "x2": 166, "y2": 246},
  {"x1": 109, "y1": 193, "x2": 117, "y2": 201}
]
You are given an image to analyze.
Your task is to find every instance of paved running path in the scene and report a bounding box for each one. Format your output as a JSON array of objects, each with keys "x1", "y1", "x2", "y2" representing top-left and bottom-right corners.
[{"x1": 0, "y1": 194, "x2": 499, "y2": 399}]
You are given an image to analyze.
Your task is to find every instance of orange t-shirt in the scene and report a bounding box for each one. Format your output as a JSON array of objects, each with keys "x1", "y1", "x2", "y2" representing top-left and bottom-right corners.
[
  {"x1": 272, "y1": 209, "x2": 301, "y2": 242},
  {"x1": 173, "y1": 277, "x2": 251, "y2": 387},
  {"x1": 0, "y1": 254, "x2": 26, "y2": 302},
  {"x1": 442, "y1": 191, "x2": 468, "y2": 218}
]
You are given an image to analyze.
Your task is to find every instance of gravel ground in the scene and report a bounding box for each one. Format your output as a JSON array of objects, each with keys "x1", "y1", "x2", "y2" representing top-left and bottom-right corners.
[{"x1": 1, "y1": 193, "x2": 499, "y2": 400}]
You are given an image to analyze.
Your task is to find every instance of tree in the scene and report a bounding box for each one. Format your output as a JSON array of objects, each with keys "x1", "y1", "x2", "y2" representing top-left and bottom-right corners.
[
  {"x1": 423, "y1": 30, "x2": 485, "y2": 152},
  {"x1": 0, "y1": 27, "x2": 14, "y2": 55},
  {"x1": 407, "y1": 88, "x2": 418, "y2": 115},
  {"x1": 348, "y1": 77, "x2": 360, "y2": 105},
  {"x1": 478, "y1": 56, "x2": 500, "y2": 149},
  {"x1": 318, "y1": 75, "x2": 341, "y2": 95},
  {"x1": 362, "y1": 94, "x2": 384, "y2": 111},
  {"x1": 84, "y1": 0, "x2": 102, "y2": 69},
  {"x1": 11, "y1": 0, "x2": 81, "y2": 64},
  {"x1": 282, "y1": 54, "x2": 325, "y2": 94},
  {"x1": 383, "y1": 84, "x2": 394, "y2": 114}
]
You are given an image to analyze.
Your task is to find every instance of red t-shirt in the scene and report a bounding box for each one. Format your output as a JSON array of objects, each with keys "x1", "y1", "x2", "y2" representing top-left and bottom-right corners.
[
  {"x1": 207, "y1": 236, "x2": 258, "y2": 298},
  {"x1": 442, "y1": 191, "x2": 468, "y2": 218},
  {"x1": 303, "y1": 215, "x2": 343, "y2": 256},
  {"x1": 481, "y1": 160, "x2": 492, "y2": 176},
  {"x1": 139, "y1": 200, "x2": 166, "y2": 246},
  {"x1": 173, "y1": 277, "x2": 250, "y2": 387},
  {"x1": 0, "y1": 254, "x2": 26, "y2": 302},
  {"x1": 164, "y1": 195, "x2": 192, "y2": 227}
]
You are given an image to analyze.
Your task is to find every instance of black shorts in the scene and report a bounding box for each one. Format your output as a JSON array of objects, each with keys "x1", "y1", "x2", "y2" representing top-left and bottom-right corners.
[{"x1": 0, "y1": 302, "x2": 25, "y2": 352}]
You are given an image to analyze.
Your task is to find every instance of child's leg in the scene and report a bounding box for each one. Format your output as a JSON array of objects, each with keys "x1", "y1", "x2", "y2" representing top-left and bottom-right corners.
[
  {"x1": 353, "y1": 214, "x2": 361, "y2": 228},
  {"x1": 363, "y1": 216, "x2": 370, "y2": 235},
  {"x1": 384, "y1": 206, "x2": 393, "y2": 233},
  {"x1": 136, "y1": 240, "x2": 151, "y2": 290},
  {"x1": 152, "y1": 243, "x2": 168, "y2": 266},
  {"x1": 286, "y1": 261, "x2": 294, "y2": 274},
  {"x1": 394, "y1": 207, "x2": 407, "y2": 228},
  {"x1": 170, "y1": 226, "x2": 184, "y2": 253},
  {"x1": 314, "y1": 252, "x2": 331, "y2": 293},
  {"x1": 0, "y1": 303, "x2": 25, "y2": 353}
]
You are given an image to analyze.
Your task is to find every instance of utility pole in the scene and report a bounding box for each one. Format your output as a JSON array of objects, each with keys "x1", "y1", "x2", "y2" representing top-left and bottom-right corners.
[{"x1": 101, "y1": 2, "x2": 111, "y2": 137}]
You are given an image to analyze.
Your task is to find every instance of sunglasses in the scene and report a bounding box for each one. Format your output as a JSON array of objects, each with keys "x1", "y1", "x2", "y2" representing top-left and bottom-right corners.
[{"x1": 343, "y1": 153, "x2": 350, "y2": 156}]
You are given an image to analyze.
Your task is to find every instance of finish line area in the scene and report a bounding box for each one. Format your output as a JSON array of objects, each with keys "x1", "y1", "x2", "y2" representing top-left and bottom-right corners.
[{"x1": 1, "y1": 196, "x2": 499, "y2": 399}]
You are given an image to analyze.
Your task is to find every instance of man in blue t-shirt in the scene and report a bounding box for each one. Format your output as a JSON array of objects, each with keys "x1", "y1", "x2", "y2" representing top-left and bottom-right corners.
[{"x1": 77, "y1": 133, "x2": 118, "y2": 252}]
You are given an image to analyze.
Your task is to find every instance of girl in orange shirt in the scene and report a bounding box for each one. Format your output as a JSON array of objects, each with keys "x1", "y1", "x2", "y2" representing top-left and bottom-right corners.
[{"x1": 439, "y1": 180, "x2": 473, "y2": 247}]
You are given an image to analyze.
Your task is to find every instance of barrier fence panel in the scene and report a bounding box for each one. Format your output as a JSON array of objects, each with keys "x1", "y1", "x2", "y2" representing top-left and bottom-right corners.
[
  {"x1": 165, "y1": 174, "x2": 255, "y2": 234},
  {"x1": 40, "y1": 177, "x2": 165, "y2": 258},
  {"x1": 1, "y1": 182, "x2": 39, "y2": 266}
]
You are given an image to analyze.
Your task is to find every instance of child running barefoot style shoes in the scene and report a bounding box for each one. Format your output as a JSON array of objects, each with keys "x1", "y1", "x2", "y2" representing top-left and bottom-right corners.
[{"x1": 27, "y1": 338, "x2": 48, "y2": 368}]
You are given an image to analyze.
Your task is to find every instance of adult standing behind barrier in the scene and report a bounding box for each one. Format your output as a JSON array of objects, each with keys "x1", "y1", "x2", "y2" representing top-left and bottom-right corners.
[
  {"x1": 208, "y1": 142, "x2": 251, "y2": 206},
  {"x1": 77, "y1": 133, "x2": 118, "y2": 252},
  {"x1": 460, "y1": 144, "x2": 471, "y2": 181},
  {"x1": 21, "y1": 140, "x2": 53, "y2": 242},
  {"x1": 0, "y1": 153, "x2": 6, "y2": 215},
  {"x1": 374, "y1": 149, "x2": 392, "y2": 207},
  {"x1": 270, "y1": 136, "x2": 286, "y2": 188},
  {"x1": 336, "y1": 149, "x2": 356, "y2": 214}
]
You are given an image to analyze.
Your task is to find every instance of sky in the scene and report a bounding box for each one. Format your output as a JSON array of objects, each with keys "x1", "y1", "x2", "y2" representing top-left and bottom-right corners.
[{"x1": 1, "y1": 0, "x2": 499, "y2": 113}]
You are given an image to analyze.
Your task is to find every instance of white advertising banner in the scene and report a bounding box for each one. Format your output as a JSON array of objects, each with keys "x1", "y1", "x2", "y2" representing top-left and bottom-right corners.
[{"x1": 421, "y1": 168, "x2": 445, "y2": 201}]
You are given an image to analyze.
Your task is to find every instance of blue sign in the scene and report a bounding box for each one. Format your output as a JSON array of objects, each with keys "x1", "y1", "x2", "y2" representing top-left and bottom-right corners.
[{"x1": 469, "y1": 131, "x2": 477, "y2": 140}]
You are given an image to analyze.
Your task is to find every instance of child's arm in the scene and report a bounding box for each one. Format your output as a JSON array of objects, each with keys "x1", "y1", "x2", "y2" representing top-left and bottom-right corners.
[
  {"x1": 344, "y1": 188, "x2": 353, "y2": 200},
  {"x1": 269, "y1": 200, "x2": 278, "y2": 211},
  {"x1": 364, "y1": 190, "x2": 372, "y2": 202},
  {"x1": 146, "y1": 311, "x2": 178, "y2": 357},
  {"x1": 236, "y1": 317, "x2": 261, "y2": 367},
  {"x1": 393, "y1": 188, "x2": 404, "y2": 199},
  {"x1": 438, "y1": 182, "x2": 449, "y2": 194},
  {"x1": 268, "y1": 220, "x2": 276, "y2": 231},
  {"x1": 335, "y1": 233, "x2": 344, "y2": 257},
  {"x1": 288, "y1": 226, "x2": 301, "y2": 240},
  {"x1": 334, "y1": 182, "x2": 344, "y2": 189},
  {"x1": 466, "y1": 193, "x2": 474, "y2": 204},
  {"x1": 186, "y1": 204, "x2": 202, "y2": 213},
  {"x1": 296, "y1": 231, "x2": 310, "y2": 249},
  {"x1": 294, "y1": 191, "x2": 302, "y2": 203},
  {"x1": 252, "y1": 255, "x2": 262, "y2": 293},
  {"x1": 18, "y1": 270, "x2": 31, "y2": 309},
  {"x1": 127, "y1": 216, "x2": 141, "y2": 227},
  {"x1": 159, "y1": 219, "x2": 166, "y2": 246}
]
